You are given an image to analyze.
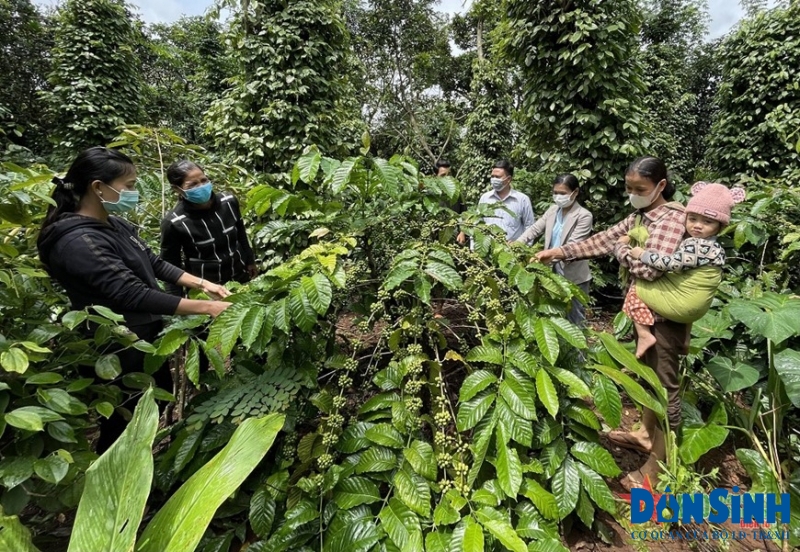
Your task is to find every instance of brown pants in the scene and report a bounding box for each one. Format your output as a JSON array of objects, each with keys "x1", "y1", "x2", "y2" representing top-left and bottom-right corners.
[{"x1": 641, "y1": 318, "x2": 690, "y2": 431}]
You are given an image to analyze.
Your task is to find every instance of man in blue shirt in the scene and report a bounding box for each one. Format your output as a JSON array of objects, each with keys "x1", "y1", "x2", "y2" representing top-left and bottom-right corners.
[{"x1": 477, "y1": 160, "x2": 535, "y2": 242}]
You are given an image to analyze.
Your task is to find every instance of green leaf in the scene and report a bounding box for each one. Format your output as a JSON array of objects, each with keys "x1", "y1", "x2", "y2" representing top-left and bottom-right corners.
[
  {"x1": 302, "y1": 273, "x2": 333, "y2": 315},
  {"x1": 365, "y1": 423, "x2": 405, "y2": 449},
  {"x1": 457, "y1": 392, "x2": 496, "y2": 432},
  {"x1": 591, "y1": 374, "x2": 622, "y2": 428},
  {"x1": 96, "y1": 402, "x2": 114, "y2": 419},
  {"x1": 207, "y1": 303, "x2": 250, "y2": 358},
  {"x1": 570, "y1": 442, "x2": 621, "y2": 477},
  {"x1": 336, "y1": 422, "x2": 372, "y2": 454},
  {"x1": 434, "y1": 497, "x2": 461, "y2": 526},
  {"x1": 466, "y1": 345, "x2": 504, "y2": 365},
  {"x1": 249, "y1": 486, "x2": 276, "y2": 538},
  {"x1": 135, "y1": 414, "x2": 285, "y2": 552},
  {"x1": 184, "y1": 340, "x2": 200, "y2": 387},
  {"x1": 680, "y1": 403, "x2": 729, "y2": 464},
  {"x1": 5, "y1": 408, "x2": 52, "y2": 432},
  {"x1": 33, "y1": 455, "x2": 69, "y2": 485},
  {"x1": 495, "y1": 430, "x2": 523, "y2": 497},
  {"x1": 547, "y1": 317, "x2": 587, "y2": 349},
  {"x1": 426, "y1": 531, "x2": 451, "y2": 552},
  {"x1": 499, "y1": 370, "x2": 537, "y2": 421},
  {"x1": 155, "y1": 329, "x2": 188, "y2": 356},
  {"x1": 527, "y1": 538, "x2": 570, "y2": 552},
  {"x1": 547, "y1": 367, "x2": 590, "y2": 399},
  {"x1": 404, "y1": 440, "x2": 437, "y2": 481},
  {"x1": 705, "y1": 357, "x2": 760, "y2": 394},
  {"x1": 475, "y1": 509, "x2": 527, "y2": 552},
  {"x1": 92, "y1": 305, "x2": 125, "y2": 323},
  {"x1": 289, "y1": 286, "x2": 318, "y2": 333},
  {"x1": 534, "y1": 319, "x2": 559, "y2": 365},
  {"x1": 384, "y1": 261, "x2": 419, "y2": 291},
  {"x1": 355, "y1": 446, "x2": 396, "y2": 474},
  {"x1": 332, "y1": 477, "x2": 381, "y2": 509},
  {"x1": 379, "y1": 498, "x2": 421, "y2": 551},
  {"x1": 95, "y1": 355, "x2": 122, "y2": 380},
  {"x1": 736, "y1": 449, "x2": 780, "y2": 495},
  {"x1": 415, "y1": 275, "x2": 432, "y2": 305},
  {"x1": 774, "y1": 349, "x2": 800, "y2": 408},
  {"x1": 0, "y1": 457, "x2": 34, "y2": 488},
  {"x1": 240, "y1": 307, "x2": 266, "y2": 349},
  {"x1": 38, "y1": 388, "x2": 87, "y2": 416},
  {"x1": 564, "y1": 404, "x2": 601, "y2": 430},
  {"x1": 1, "y1": 348, "x2": 29, "y2": 374},
  {"x1": 535, "y1": 369, "x2": 559, "y2": 418},
  {"x1": 25, "y1": 373, "x2": 63, "y2": 385},
  {"x1": 329, "y1": 158, "x2": 356, "y2": 194},
  {"x1": 598, "y1": 333, "x2": 666, "y2": 403},
  {"x1": 574, "y1": 462, "x2": 614, "y2": 515},
  {"x1": 552, "y1": 457, "x2": 580, "y2": 519},
  {"x1": 509, "y1": 350, "x2": 539, "y2": 378},
  {"x1": 728, "y1": 296, "x2": 800, "y2": 345},
  {"x1": 459, "y1": 370, "x2": 498, "y2": 402},
  {"x1": 424, "y1": 261, "x2": 463, "y2": 290},
  {"x1": 68, "y1": 389, "x2": 159, "y2": 552},
  {"x1": 296, "y1": 146, "x2": 321, "y2": 183},
  {"x1": 515, "y1": 304, "x2": 537, "y2": 341},
  {"x1": 462, "y1": 517, "x2": 484, "y2": 552},
  {"x1": 575, "y1": 489, "x2": 595, "y2": 530},
  {"x1": 394, "y1": 466, "x2": 430, "y2": 516},
  {"x1": 521, "y1": 479, "x2": 560, "y2": 521},
  {"x1": 324, "y1": 506, "x2": 381, "y2": 552},
  {"x1": 593, "y1": 364, "x2": 665, "y2": 419},
  {"x1": 0, "y1": 508, "x2": 41, "y2": 552},
  {"x1": 47, "y1": 421, "x2": 77, "y2": 443}
]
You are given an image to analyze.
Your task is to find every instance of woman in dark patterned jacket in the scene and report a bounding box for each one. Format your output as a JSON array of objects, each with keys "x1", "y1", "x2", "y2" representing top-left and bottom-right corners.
[{"x1": 160, "y1": 160, "x2": 258, "y2": 297}]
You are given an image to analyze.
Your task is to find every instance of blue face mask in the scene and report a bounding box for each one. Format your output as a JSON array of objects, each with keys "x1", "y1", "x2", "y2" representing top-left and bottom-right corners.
[
  {"x1": 101, "y1": 184, "x2": 139, "y2": 213},
  {"x1": 183, "y1": 182, "x2": 213, "y2": 204}
]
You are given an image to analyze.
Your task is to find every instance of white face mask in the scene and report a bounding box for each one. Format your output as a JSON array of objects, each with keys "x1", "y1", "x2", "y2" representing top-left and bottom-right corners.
[
  {"x1": 628, "y1": 183, "x2": 663, "y2": 210},
  {"x1": 553, "y1": 193, "x2": 575, "y2": 209},
  {"x1": 490, "y1": 177, "x2": 506, "y2": 192}
]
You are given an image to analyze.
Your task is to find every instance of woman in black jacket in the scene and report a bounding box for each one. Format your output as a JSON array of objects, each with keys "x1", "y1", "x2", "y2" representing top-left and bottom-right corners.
[
  {"x1": 160, "y1": 160, "x2": 257, "y2": 297},
  {"x1": 37, "y1": 147, "x2": 231, "y2": 452}
]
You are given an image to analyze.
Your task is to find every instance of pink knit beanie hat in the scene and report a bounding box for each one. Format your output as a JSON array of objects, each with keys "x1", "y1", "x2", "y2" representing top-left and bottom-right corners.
[{"x1": 685, "y1": 182, "x2": 746, "y2": 226}]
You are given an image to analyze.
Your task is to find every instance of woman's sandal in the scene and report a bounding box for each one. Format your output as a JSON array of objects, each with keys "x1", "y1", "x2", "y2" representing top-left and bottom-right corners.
[{"x1": 605, "y1": 431, "x2": 652, "y2": 454}]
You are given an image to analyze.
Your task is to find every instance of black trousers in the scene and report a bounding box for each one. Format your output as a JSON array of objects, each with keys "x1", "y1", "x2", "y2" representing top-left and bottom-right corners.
[{"x1": 93, "y1": 321, "x2": 172, "y2": 453}]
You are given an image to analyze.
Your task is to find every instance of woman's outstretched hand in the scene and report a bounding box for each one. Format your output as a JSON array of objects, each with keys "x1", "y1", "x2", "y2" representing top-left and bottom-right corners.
[
  {"x1": 203, "y1": 282, "x2": 231, "y2": 300},
  {"x1": 534, "y1": 247, "x2": 564, "y2": 265}
]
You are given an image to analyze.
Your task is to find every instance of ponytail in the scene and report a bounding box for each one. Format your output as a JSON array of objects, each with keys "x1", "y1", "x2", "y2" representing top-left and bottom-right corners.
[{"x1": 42, "y1": 176, "x2": 80, "y2": 233}]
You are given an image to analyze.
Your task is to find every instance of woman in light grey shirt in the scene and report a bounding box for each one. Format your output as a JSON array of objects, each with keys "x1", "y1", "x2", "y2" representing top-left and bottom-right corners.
[{"x1": 517, "y1": 174, "x2": 593, "y2": 326}]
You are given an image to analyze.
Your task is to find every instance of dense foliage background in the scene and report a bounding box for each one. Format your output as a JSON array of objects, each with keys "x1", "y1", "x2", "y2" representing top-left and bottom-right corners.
[{"x1": 1, "y1": 0, "x2": 800, "y2": 551}]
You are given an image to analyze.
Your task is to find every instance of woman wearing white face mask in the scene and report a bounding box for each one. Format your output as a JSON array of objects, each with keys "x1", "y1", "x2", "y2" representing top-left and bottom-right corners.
[
  {"x1": 515, "y1": 174, "x2": 593, "y2": 326},
  {"x1": 536, "y1": 156, "x2": 687, "y2": 491}
]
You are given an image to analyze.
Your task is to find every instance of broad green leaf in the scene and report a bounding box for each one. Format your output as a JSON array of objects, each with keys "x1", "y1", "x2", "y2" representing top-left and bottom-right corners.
[
  {"x1": 547, "y1": 318, "x2": 587, "y2": 349},
  {"x1": 184, "y1": 340, "x2": 200, "y2": 386},
  {"x1": 332, "y1": 477, "x2": 381, "y2": 509},
  {"x1": 736, "y1": 449, "x2": 780, "y2": 495},
  {"x1": 535, "y1": 369, "x2": 559, "y2": 418},
  {"x1": 324, "y1": 506, "x2": 381, "y2": 552},
  {"x1": 1, "y1": 348, "x2": 29, "y2": 374},
  {"x1": 459, "y1": 370, "x2": 498, "y2": 402},
  {"x1": 336, "y1": 422, "x2": 372, "y2": 454},
  {"x1": 468, "y1": 415, "x2": 497, "y2": 487},
  {"x1": 434, "y1": 497, "x2": 461, "y2": 526},
  {"x1": 0, "y1": 508, "x2": 41, "y2": 552},
  {"x1": 575, "y1": 489, "x2": 595, "y2": 530},
  {"x1": 249, "y1": 485, "x2": 276, "y2": 538},
  {"x1": 463, "y1": 516, "x2": 484, "y2": 552},
  {"x1": 365, "y1": 423, "x2": 405, "y2": 449},
  {"x1": 515, "y1": 502, "x2": 559, "y2": 541},
  {"x1": 329, "y1": 158, "x2": 356, "y2": 194},
  {"x1": 155, "y1": 329, "x2": 188, "y2": 356},
  {"x1": 547, "y1": 367, "x2": 590, "y2": 399},
  {"x1": 774, "y1": 349, "x2": 800, "y2": 408},
  {"x1": 466, "y1": 345, "x2": 504, "y2": 365},
  {"x1": 598, "y1": 333, "x2": 666, "y2": 403},
  {"x1": 136, "y1": 414, "x2": 284, "y2": 552},
  {"x1": 206, "y1": 303, "x2": 250, "y2": 358},
  {"x1": 728, "y1": 296, "x2": 800, "y2": 345},
  {"x1": 534, "y1": 319, "x2": 559, "y2": 365},
  {"x1": 240, "y1": 307, "x2": 266, "y2": 349},
  {"x1": 457, "y1": 392, "x2": 495, "y2": 432},
  {"x1": 0, "y1": 457, "x2": 34, "y2": 488},
  {"x1": 92, "y1": 305, "x2": 125, "y2": 323},
  {"x1": 570, "y1": 442, "x2": 621, "y2": 477},
  {"x1": 515, "y1": 304, "x2": 537, "y2": 341},
  {"x1": 575, "y1": 462, "x2": 615, "y2": 514},
  {"x1": 355, "y1": 446, "x2": 396, "y2": 474},
  {"x1": 426, "y1": 531, "x2": 452, "y2": 552},
  {"x1": 424, "y1": 261, "x2": 463, "y2": 290},
  {"x1": 288, "y1": 287, "x2": 317, "y2": 333},
  {"x1": 499, "y1": 374, "x2": 537, "y2": 421},
  {"x1": 5, "y1": 407, "x2": 54, "y2": 432},
  {"x1": 591, "y1": 374, "x2": 622, "y2": 428},
  {"x1": 68, "y1": 389, "x2": 159, "y2": 552},
  {"x1": 679, "y1": 403, "x2": 729, "y2": 464},
  {"x1": 404, "y1": 440, "x2": 437, "y2": 481},
  {"x1": 521, "y1": 479, "x2": 560, "y2": 521},
  {"x1": 96, "y1": 402, "x2": 114, "y2": 419},
  {"x1": 509, "y1": 350, "x2": 539, "y2": 378},
  {"x1": 475, "y1": 509, "x2": 527, "y2": 552},
  {"x1": 527, "y1": 538, "x2": 570, "y2": 552},
  {"x1": 415, "y1": 275, "x2": 432, "y2": 305},
  {"x1": 564, "y1": 404, "x2": 601, "y2": 430},
  {"x1": 495, "y1": 430, "x2": 522, "y2": 497},
  {"x1": 302, "y1": 274, "x2": 333, "y2": 315},
  {"x1": 296, "y1": 146, "x2": 321, "y2": 183},
  {"x1": 38, "y1": 388, "x2": 87, "y2": 416},
  {"x1": 593, "y1": 364, "x2": 665, "y2": 419},
  {"x1": 384, "y1": 262, "x2": 419, "y2": 291},
  {"x1": 551, "y1": 457, "x2": 580, "y2": 519},
  {"x1": 33, "y1": 455, "x2": 69, "y2": 484},
  {"x1": 496, "y1": 398, "x2": 533, "y2": 447},
  {"x1": 379, "y1": 498, "x2": 421, "y2": 551},
  {"x1": 394, "y1": 466, "x2": 430, "y2": 516},
  {"x1": 25, "y1": 373, "x2": 63, "y2": 385},
  {"x1": 705, "y1": 357, "x2": 760, "y2": 393},
  {"x1": 95, "y1": 355, "x2": 122, "y2": 380}
]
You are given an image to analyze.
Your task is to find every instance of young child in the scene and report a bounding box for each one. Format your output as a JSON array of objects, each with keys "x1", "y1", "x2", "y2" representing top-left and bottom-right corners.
[{"x1": 617, "y1": 182, "x2": 746, "y2": 358}]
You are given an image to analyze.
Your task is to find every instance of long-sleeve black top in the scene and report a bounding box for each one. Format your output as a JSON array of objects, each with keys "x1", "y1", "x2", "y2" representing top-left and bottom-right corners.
[{"x1": 160, "y1": 192, "x2": 255, "y2": 296}]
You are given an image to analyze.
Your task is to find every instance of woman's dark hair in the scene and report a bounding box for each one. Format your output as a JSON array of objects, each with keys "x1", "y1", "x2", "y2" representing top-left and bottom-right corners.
[
  {"x1": 435, "y1": 159, "x2": 451, "y2": 171},
  {"x1": 626, "y1": 156, "x2": 675, "y2": 200},
  {"x1": 166, "y1": 159, "x2": 203, "y2": 188},
  {"x1": 40, "y1": 147, "x2": 135, "y2": 233},
  {"x1": 553, "y1": 173, "x2": 580, "y2": 198},
  {"x1": 494, "y1": 159, "x2": 514, "y2": 177}
]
